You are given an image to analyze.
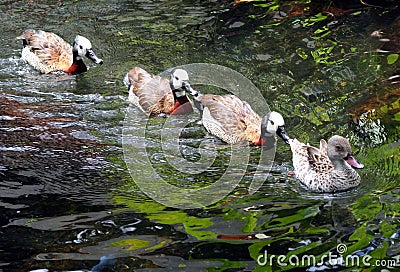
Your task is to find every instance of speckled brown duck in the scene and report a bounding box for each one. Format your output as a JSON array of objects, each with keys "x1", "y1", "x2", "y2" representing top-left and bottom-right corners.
[
  {"x1": 289, "y1": 135, "x2": 364, "y2": 193},
  {"x1": 16, "y1": 29, "x2": 103, "y2": 74},
  {"x1": 123, "y1": 67, "x2": 193, "y2": 116}
]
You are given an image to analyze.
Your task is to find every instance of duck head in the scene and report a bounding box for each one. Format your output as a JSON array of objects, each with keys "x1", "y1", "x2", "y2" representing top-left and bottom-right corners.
[
  {"x1": 260, "y1": 111, "x2": 291, "y2": 148},
  {"x1": 73, "y1": 35, "x2": 103, "y2": 65},
  {"x1": 169, "y1": 69, "x2": 193, "y2": 98},
  {"x1": 327, "y1": 135, "x2": 364, "y2": 169}
]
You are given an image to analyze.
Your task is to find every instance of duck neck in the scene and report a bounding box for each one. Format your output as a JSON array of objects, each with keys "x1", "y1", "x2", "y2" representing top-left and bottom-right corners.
[
  {"x1": 169, "y1": 88, "x2": 193, "y2": 115},
  {"x1": 257, "y1": 120, "x2": 277, "y2": 148},
  {"x1": 331, "y1": 158, "x2": 352, "y2": 171},
  {"x1": 172, "y1": 87, "x2": 186, "y2": 101},
  {"x1": 255, "y1": 134, "x2": 276, "y2": 149},
  {"x1": 66, "y1": 51, "x2": 87, "y2": 75}
]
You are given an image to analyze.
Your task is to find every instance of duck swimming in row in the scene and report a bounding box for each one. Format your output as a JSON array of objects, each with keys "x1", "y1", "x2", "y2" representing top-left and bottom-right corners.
[
  {"x1": 186, "y1": 87, "x2": 290, "y2": 147},
  {"x1": 123, "y1": 67, "x2": 193, "y2": 116},
  {"x1": 16, "y1": 29, "x2": 103, "y2": 74},
  {"x1": 289, "y1": 135, "x2": 364, "y2": 193}
]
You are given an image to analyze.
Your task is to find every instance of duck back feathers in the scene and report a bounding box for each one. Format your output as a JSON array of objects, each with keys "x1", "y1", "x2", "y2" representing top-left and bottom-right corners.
[
  {"x1": 17, "y1": 29, "x2": 72, "y2": 74},
  {"x1": 198, "y1": 94, "x2": 261, "y2": 144}
]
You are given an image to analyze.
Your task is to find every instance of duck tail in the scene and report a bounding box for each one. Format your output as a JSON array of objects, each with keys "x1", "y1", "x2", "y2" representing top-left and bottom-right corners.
[{"x1": 123, "y1": 72, "x2": 132, "y2": 90}]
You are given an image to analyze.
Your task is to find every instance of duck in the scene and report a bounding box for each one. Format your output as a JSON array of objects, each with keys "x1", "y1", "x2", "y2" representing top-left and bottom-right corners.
[
  {"x1": 16, "y1": 29, "x2": 103, "y2": 74},
  {"x1": 289, "y1": 135, "x2": 364, "y2": 193},
  {"x1": 123, "y1": 67, "x2": 194, "y2": 116},
  {"x1": 186, "y1": 87, "x2": 290, "y2": 146}
]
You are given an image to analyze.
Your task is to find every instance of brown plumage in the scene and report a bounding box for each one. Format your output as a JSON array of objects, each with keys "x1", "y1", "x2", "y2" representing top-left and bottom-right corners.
[
  {"x1": 16, "y1": 29, "x2": 103, "y2": 74},
  {"x1": 187, "y1": 88, "x2": 290, "y2": 146},
  {"x1": 124, "y1": 67, "x2": 193, "y2": 116},
  {"x1": 198, "y1": 94, "x2": 263, "y2": 144}
]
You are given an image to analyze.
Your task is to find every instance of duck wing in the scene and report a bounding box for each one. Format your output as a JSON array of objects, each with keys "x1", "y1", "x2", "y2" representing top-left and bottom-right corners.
[
  {"x1": 319, "y1": 139, "x2": 328, "y2": 155},
  {"x1": 201, "y1": 95, "x2": 246, "y2": 131},
  {"x1": 137, "y1": 75, "x2": 173, "y2": 114},
  {"x1": 17, "y1": 29, "x2": 72, "y2": 69},
  {"x1": 307, "y1": 144, "x2": 334, "y2": 173},
  {"x1": 199, "y1": 94, "x2": 260, "y2": 143},
  {"x1": 125, "y1": 67, "x2": 173, "y2": 114},
  {"x1": 290, "y1": 138, "x2": 333, "y2": 175}
]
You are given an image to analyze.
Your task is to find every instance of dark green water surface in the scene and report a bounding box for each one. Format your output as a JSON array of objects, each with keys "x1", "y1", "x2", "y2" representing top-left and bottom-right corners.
[{"x1": 1, "y1": 1, "x2": 399, "y2": 271}]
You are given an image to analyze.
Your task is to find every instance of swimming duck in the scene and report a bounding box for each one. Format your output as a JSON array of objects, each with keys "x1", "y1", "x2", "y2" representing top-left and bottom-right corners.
[
  {"x1": 186, "y1": 88, "x2": 290, "y2": 146},
  {"x1": 123, "y1": 67, "x2": 194, "y2": 116},
  {"x1": 289, "y1": 135, "x2": 364, "y2": 193},
  {"x1": 16, "y1": 29, "x2": 103, "y2": 74}
]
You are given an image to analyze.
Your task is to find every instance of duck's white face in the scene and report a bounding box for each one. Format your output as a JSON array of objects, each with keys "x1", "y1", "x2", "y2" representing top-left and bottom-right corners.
[
  {"x1": 170, "y1": 69, "x2": 189, "y2": 90},
  {"x1": 261, "y1": 111, "x2": 290, "y2": 144},
  {"x1": 265, "y1": 111, "x2": 285, "y2": 133},
  {"x1": 73, "y1": 35, "x2": 103, "y2": 64},
  {"x1": 74, "y1": 35, "x2": 92, "y2": 57}
]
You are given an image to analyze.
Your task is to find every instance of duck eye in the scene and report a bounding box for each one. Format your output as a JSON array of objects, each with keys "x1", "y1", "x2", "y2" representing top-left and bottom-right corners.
[
  {"x1": 175, "y1": 76, "x2": 179, "y2": 80},
  {"x1": 270, "y1": 120, "x2": 275, "y2": 125},
  {"x1": 335, "y1": 145, "x2": 342, "y2": 151},
  {"x1": 79, "y1": 45, "x2": 83, "y2": 50}
]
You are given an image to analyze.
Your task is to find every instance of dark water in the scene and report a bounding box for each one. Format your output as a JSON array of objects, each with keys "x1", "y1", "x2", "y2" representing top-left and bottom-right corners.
[{"x1": 1, "y1": 0, "x2": 400, "y2": 271}]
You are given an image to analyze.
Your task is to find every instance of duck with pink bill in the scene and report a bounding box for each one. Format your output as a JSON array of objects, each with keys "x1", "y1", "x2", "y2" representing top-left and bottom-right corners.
[{"x1": 288, "y1": 135, "x2": 364, "y2": 193}]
